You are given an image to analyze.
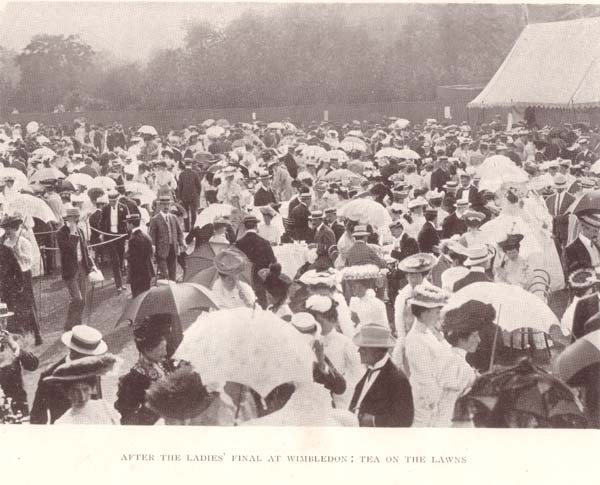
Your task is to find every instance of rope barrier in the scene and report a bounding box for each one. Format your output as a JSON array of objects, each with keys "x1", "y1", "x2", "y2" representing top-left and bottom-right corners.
[{"x1": 39, "y1": 232, "x2": 129, "y2": 251}]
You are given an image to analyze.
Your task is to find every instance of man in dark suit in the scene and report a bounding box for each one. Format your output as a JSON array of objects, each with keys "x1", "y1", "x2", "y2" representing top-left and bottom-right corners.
[
  {"x1": 126, "y1": 214, "x2": 155, "y2": 298},
  {"x1": 99, "y1": 190, "x2": 129, "y2": 293},
  {"x1": 308, "y1": 210, "x2": 336, "y2": 269},
  {"x1": 30, "y1": 326, "x2": 106, "y2": 424},
  {"x1": 441, "y1": 199, "x2": 469, "y2": 239},
  {"x1": 235, "y1": 215, "x2": 277, "y2": 309},
  {"x1": 575, "y1": 137, "x2": 596, "y2": 165},
  {"x1": 56, "y1": 208, "x2": 94, "y2": 331},
  {"x1": 387, "y1": 220, "x2": 419, "y2": 303},
  {"x1": 456, "y1": 172, "x2": 479, "y2": 207},
  {"x1": 290, "y1": 192, "x2": 313, "y2": 242},
  {"x1": 349, "y1": 324, "x2": 414, "y2": 427},
  {"x1": 253, "y1": 172, "x2": 277, "y2": 207},
  {"x1": 417, "y1": 209, "x2": 440, "y2": 255},
  {"x1": 564, "y1": 212, "x2": 600, "y2": 274},
  {"x1": 177, "y1": 158, "x2": 202, "y2": 231},
  {"x1": 545, "y1": 174, "x2": 576, "y2": 254},
  {"x1": 148, "y1": 195, "x2": 185, "y2": 281},
  {"x1": 453, "y1": 245, "x2": 494, "y2": 292},
  {"x1": 430, "y1": 156, "x2": 451, "y2": 193},
  {"x1": 324, "y1": 207, "x2": 345, "y2": 241}
]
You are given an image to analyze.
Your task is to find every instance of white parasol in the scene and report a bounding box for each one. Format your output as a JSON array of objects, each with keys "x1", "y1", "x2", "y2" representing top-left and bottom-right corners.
[{"x1": 137, "y1": 125, "x2": 158, "y2": 137}]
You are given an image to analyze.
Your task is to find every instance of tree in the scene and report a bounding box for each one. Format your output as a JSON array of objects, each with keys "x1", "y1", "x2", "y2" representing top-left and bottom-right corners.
[
  {"x1": 15, "y1": 34, "x2": 95, "y2": 111},
  {"x1": 96, "y1": 63, "x2": 144, "y2": 110}
]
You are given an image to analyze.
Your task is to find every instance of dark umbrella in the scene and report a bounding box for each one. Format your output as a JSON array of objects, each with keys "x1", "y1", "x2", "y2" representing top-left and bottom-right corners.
[
  {"x1": 567, "y1": 189, "x2": 600, "y2": 214},
  {"x1": 117, "y1": 280, "x2": 219, "y2": 356},
  {"x1": 458, "y1": 358, "x2": 587, "y2": 428},
  {"x1": 188, "y1": 247, "x2": 252, "y2": 288}
]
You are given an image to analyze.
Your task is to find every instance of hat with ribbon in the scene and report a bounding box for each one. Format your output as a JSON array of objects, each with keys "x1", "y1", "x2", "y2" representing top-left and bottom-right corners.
[
  {"x1": 578, "y1": 210, "x2": 600, "y2": 229},
  {"x1": 352, "y1": 323, "x2": 396, "y2": 348},
  {"x1": 407, "y1": 284, "x2": 449, "y2": 309},
  {"x1": 463, "y1": 244, "x2": 495, "y2": 267},
  {"x1": 497, "y1": 233, "x2": 524, "y2": 251},
  {"x1": 290, "y1": 312, "x2": 320, "y2": 335},
  {"x1": 568, "y1": 267, "x2": 600, "y2": 290},
  {"x1": 397, "y1": 253, "x2": 436, "y2": 273},
  {"x1": 352, "y1": 224, "x2": 370, "y2": 237},
  {"x1": 61, "y1": 325, "x2": 108, "y2": 356},
  {"x1": 43, "y1": 354, "x2": 116, "y2": 384},
  {"x1": 0, "y1": 302, "x2": 14, "y2": 319},
  {"x1": 214, "y1": 249, "x2": 246, "y2": 276}
]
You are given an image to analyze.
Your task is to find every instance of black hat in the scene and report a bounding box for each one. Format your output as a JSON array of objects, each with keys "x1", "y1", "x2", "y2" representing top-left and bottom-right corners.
[
  {"x1": 498, "y1": 233, "x2": 524, "y2": 251},
  {"x1": 443, "y1": 300, "x2": 496, "y2": 334},
  {"x1": 125, "y1": 213, "x2": 141, "y2": 223},
  {"x1": 145, "y1": 367, "x2": 218, "y2": 420},
  {"x1": 134, "y1": 313, "x2": 172, "y2": 351}
]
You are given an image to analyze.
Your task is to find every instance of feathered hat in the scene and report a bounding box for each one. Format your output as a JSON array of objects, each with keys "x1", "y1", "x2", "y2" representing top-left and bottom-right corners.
[
  {"x1": 43, "y1": 354, "x2": 117, "y2": 384},
  {"x1": 145, "y1": 367, "x2": 218, "y2": 420}
]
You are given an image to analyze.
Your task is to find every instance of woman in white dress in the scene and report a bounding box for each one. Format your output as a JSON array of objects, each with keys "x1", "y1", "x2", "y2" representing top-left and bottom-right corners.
[
  {"x1": 404, "y1": 284, "x2": 450, "y2": 427},
  {"x1": 45, "y1": 354, "x2": 118, "y2": 425},
  {"x1": 210, "y1": 249, "x2": 256, "y2": 310},
  {"x1": 434, "y1": 300, "x2": 494, "y2": 427},
  {"x1": 494, "y1": 233, "x2": 531, "y2": 289},
  {"x1": 459, "y1": 210, "x2": 487, "y2": 247}
]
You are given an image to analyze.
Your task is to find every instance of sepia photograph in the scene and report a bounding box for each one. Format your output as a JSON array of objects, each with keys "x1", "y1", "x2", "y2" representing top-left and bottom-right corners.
[{"x1": 0, "y1": 1, "x2": 597, "y2": 441}]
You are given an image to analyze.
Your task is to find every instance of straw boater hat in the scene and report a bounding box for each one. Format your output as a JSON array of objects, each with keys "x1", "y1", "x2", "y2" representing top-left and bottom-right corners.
[
  {"x1": 308, "y1": 210, "x2": 324, "y2": 221},
  {"x1": 259, "y1": 205, "x2": 277, "y2": 218},
  {"x1": 291, "y1": 312, "x2": 321, "y2": 335},
  {"x1": 553, "y1": 174, "x2": 567, "y2": 189},
  {"x1": 463, "y1": 245, "x2": 495, "y2": 267},
  {"x1": 214, "y1": 249, "x2": 246, "y2": 276},
  {"x1": 397, "y1": 253, "x2": 436, "y2": 274},
  {"x1": 577, "y1": 210, "x2": 600, "y2": 229},
  {"x1": 43, "y1": 354, "x2": 116, "y2": 384},
  {"x1": 498, "y1": 233, "x2": 524, "y2": 251},
  {"x1": 61, "y1": 325, "x2": 108, "y2": 356},
  {"x1": 0, "y1": 302, "x2": 14, "y2": 319},
  {"x1": 352, "y1": 323, "x2": 396, "y2": 348},
  {"x1": 407, "y1": 284, "x2": 449, "y2": 308},
  {"x1": 145, "y1": 367, "x2": 218, "y2": 420},
  {"x1": 454, "y1": 198, "x2": 471, "y2": 210},
  {"x1": 352, "y1": 224, "x2": 370, "y2": 237},
  {"x1": 568, "y1": 268, "x2": 600, "y2": 290},
  {"x1": 63, "y1": 207, "x2": 81, "y2": 219},
  {"x1": 463, "y1": 210, "x2": 485, "y2": 224},
  {"x1": 243, "y1": 214, "x2": 259, "y2": 225}
]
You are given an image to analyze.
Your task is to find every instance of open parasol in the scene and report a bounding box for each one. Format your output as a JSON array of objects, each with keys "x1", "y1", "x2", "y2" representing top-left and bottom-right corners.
[
  {"x1": 554, "y1": 328, "x2": 600, "y2": 383},
  {"x1": 6, "y1": 193, "x2": 57, "y2": 223},
  {"x1": 175, "y1": 307, "x2": 314, "y2": 397},
  {"x1": 476, "y1": 155, "x2": 529, "y2": 193},
  {"x1": 340, "y1": 137, "x2": 367, "y2": 153},
  {"x1": 187, "y1": 247, "x2": 252, "y2": 288},
  {"x1": 29, "y1": 167, "x2": 64, "y2": 183},
  {"x1": 66, "y1": 173, "x2": 94, "y2": 188},
  {"x1": 320, "y1": 168, "x2": 365, "y2": 185},
  {"x1": 567, "y1": 189, "x2": 600, "y2": 215},
  {"x1": 338, "y1": 198, "x2": 392, "y2": 228},
  {"x1": 88, "y1": 176, "x2": 117, "y2": 191},
  {"x1": 206, "y1": 126, "x2": 225, "y2": 139},
  {"x1": 137, "y1": 125, "x2": 158, "y2": 137},
  {"x1": 0, "y1": 167, "x2": 28, "y2": 191},
  {"x1": 320, "y1": 150, "x2": 349, "y2": 164}
]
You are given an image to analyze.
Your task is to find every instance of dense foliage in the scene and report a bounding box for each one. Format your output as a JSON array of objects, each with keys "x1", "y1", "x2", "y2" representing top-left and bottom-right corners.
[{"x1": 0, "y1": 4, "x2": 598, "y2": 113}]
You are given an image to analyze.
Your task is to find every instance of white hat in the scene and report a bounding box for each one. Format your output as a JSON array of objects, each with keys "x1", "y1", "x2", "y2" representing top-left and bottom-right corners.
[
  {"x1": 290, "y1": 312, "x2": 320, "y2": 334},
  {"x1": 463, "y1": 245, "x2": 495, "y2": 267},
  {"x1": 61, "y1": 325, "x2": 107, "y2": 356},
  {"x1": 407, "y1": 196, "x2": 428, "y2": 209},
  {"x1": 0, "y1": 302, "x2": 14, "y2": 319},
  {"x1": 305, "y1": 295, "x2": 334, "y2": 313},
  {"x1": 553, "y1": 174, "x2": 567, "y2": 188}
]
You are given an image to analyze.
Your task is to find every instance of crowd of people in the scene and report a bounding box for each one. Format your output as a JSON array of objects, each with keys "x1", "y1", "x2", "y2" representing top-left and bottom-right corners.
[{"x1": 0, "y1": 115, "x2": 598, "y2": 427}]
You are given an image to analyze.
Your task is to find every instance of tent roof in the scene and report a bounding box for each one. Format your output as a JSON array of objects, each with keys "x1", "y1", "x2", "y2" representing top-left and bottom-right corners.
[{"x1": 468, "y1": 17, "x2": 600, "y2": 109}]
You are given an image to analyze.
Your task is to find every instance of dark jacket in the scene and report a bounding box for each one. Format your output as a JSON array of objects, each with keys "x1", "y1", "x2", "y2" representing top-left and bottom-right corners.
[
  {"x1": 56, "y1": 225, "x2": 93, "y2": 281},
  {"x1": 564, "y1": 237, "x2": 593, "y2": 274},
  {"x1": 430, "y1": 168, "x2": 451, "y2": 193},
  {"x1": 177, "y1": 168, "x2": 202, "y2": 206},
  {"x1": 88, "y1": 209, "x2": 103, "y2": 245},
  {"x1": 441, "y1": 212, "x2": 467, "y2": 239},
  {"x1": 456, "y1": 186, "x2": 479, "y2": 207},
  {"x1": 0, "y1": 347, "x2": 39, "y2": 415},
  {"x1": 127, "y1": 229, "x2": 155, "y2": 288},
  {"x1": 290, "y1": 202, "x2": 312, "y2": 242},
  {"x1": 99, "y1": 203, "x2": 128, "y2": 237},
  {"x1": 453, "y1": 270, "x2": 492, "y2": 292},
  {"x1": 349, "y1": 359, "x2": 414, "y2": 427},
  {"x1": 235, "y1": 231, "x2": 276, "y2": 272},
  {"x1": 253, "y1": 186, "x2": 277, "y2": 207},
  {"x1": 330, "y1": 221, "x2": 345, "y2": 242},
  {"x1": 572, "y1": 293, "x2": 600, "y2": 340},
  {"x1": 417, "y1": 221, "x2": 440, "y2": 254},
  {"x1": 0, "y1": 245, "x2": 23, "y2": 317},
  {"x1": 391, "y1": 232, "x2": 419, "y2": 262}
]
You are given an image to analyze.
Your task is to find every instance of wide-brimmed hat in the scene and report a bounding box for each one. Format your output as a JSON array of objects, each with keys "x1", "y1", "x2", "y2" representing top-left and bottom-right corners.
[
  {"x1": 145, "y1": 367, "x2": 218, "y2": 420},
  {"x1": 407, "y1": 196, "x2": 428, "y2": 209},
  {"x1": 407, "y1": 284, "x2": 449, "y2": 308},
  {"x1": 397, "y1": 253, "x2": 436, "y2": 273},
  {"x1": 498, "y1": 233, "x2": 524, "y2": 251},
  {"x1": 133, "y1": 313, "x2": 172, "y2": 350},
  {"x1": 214, "y1": 249, "x2": 245, "y2": 276},
  {"x1": 243, "y1": 214, "x2": 259, "y2": 225},
  {"x1": 553, "y1": 174, "x2": 567, "y2": 189},
  {"x1": 341, "y1": 263, "x2": 382, "y2": 281},
  {"x1": 298, "y1": 269, "x2": 338, "y2": 288},
  {"x1": 0, "y1": 214, "x2": 23, "y2": 228},
  {"x1": 426, "y1": 189, "x2": 445, "y2": 200},
  {"x1": 442, "y1": 300, "x2": 496, "y2": 334},
  {"x1": 463, "y1": 210, "x2": 485, "y2": 223},
  {"x1": 61, "y1": 325, "x2": 108, "y2": 356},
  {"x1": 454, "y1": 199, "x2": 471, "y2": 209},
  {"x1": 352, "y1": 323, "x2": 396, "y2": 348},
  {"x1": 258, "y1": 205, "x2": 277, "y2": 218},
  {"x1": 0, "y1": 302, "x2": 14, "y2": 319},
  {"x1": 444, "y1": 181, "x2": 459, "y2": 191},
  {"x1": 463, "y1": 245, "x2": 495, "y2": 267},
  {"x1": 568, "y1": 268, "x2": 600, "y2": 290},
  {"x1": 43, "y1": 354, "x2": 116, "y2": 384}
]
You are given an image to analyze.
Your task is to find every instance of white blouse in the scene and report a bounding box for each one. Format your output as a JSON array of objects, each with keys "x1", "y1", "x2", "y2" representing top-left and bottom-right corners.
[{"x1": 4, "y1": 235, "x2": 33, "y2": 272}]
